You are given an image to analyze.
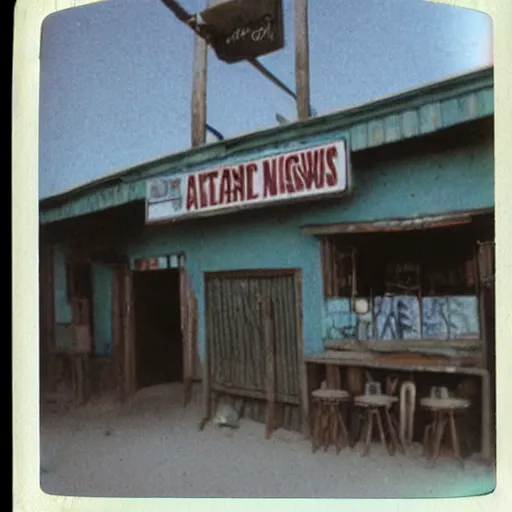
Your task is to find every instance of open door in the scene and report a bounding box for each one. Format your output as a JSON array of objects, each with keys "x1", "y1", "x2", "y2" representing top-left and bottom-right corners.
[{"x1": 180, "y1": 259, "x2": 199, "y2": 407}]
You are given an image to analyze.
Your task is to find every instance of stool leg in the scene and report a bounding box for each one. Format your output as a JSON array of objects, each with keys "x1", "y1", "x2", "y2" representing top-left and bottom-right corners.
[
  {"x1": 431, "y1": 412, "x2": 447, "y2": 466},
  {"x1": 384, "y1": 407, "x2": 403, "y2": 455},
  {"x1": 312, "y1": 401, "x2": 322, "y2": 453},
  {"x1": 423, "y1": 422, "x2": 433, "y2": 458},
  {"x1": 448, "y1": 411, "x2": 465, "y2": 469},
  {"x1": 362, "y1": 409, "x2": 374, "y2": 457},
  {"x1": 375, "y1": 408, "x2": 391, "y2": 455},
  {"x1": 321, "y1": 405, "x2": 330, "y2": 451},
  {"x1": 329, "y1": 405, "x2": 339, "y2": 453},
  {"x1": 336, "y1": 405, "x2": 350, "y2": 451},
  {"x1": 324, "y1": 408, "x2": 334, "y2": 452}
]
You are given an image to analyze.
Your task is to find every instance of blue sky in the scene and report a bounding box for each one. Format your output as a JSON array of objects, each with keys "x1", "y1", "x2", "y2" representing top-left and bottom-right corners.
[{"x1": 39, "y1": 0, "x2": 492, "y2": 199}]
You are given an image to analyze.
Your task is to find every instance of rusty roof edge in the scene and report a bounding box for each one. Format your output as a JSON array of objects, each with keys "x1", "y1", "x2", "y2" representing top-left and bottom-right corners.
[{"x1": 40, "y1": 65, "x2": 493, "y2": 211}]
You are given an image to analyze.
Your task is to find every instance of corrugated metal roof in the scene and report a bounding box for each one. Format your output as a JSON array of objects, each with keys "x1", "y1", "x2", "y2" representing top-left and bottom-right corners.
[{"x1": 40, "y1": 65, "x2": 493, "y2": 225}]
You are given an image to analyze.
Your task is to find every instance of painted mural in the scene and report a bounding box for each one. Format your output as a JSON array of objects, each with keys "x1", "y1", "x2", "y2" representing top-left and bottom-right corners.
[
  {"x1": 421, "y1": 296, "x2": 449, "y2": 339},
  {"x1": 446, "y1": 295, "x2": 480, "y2": 339},
  {"x1": 323, "y1": 298, "x2": 356, "y2": 340},
  {"x1": 323, "y1": 295, "x2": 480, "y2": 342},
  {"x1": 374, "y1": 295, "x2": 421, "y2": 341}
]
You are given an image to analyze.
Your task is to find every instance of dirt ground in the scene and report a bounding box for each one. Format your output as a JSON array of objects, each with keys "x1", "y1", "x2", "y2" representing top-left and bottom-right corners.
[{"x1": 40, "y1": 383, "x2": 495, "y2": 499}]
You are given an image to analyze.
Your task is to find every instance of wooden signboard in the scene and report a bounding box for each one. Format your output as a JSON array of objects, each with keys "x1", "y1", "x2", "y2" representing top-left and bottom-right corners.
[{"x1": 200, "y1": 0, "x2": 284, "y2": 63}]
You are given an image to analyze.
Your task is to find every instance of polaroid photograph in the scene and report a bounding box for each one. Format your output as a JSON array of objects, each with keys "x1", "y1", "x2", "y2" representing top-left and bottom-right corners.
[{"x1": 12, "y1": 0, "x2": 511, "y2": 509}]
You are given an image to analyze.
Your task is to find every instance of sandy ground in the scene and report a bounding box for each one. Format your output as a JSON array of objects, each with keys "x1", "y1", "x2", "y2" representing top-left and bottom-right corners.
[{"x1": 40, "y1": 383, "x2": 495, "y2": 499}]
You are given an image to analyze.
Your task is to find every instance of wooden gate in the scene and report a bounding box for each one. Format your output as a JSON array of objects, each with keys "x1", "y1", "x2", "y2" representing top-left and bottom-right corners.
[{"x1": 204, "y1": 270, "x2": 304, "y2": 433}]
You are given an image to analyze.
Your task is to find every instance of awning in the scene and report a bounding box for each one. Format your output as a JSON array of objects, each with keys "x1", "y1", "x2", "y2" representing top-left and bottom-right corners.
[{"x1": 300, "y1": 208, "x2": 493, "y2": 236}]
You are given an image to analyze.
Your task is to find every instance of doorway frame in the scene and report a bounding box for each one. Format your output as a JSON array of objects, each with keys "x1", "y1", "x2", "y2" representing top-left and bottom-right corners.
[{"x1": 121, "y1": 254, "x2": 198, "y2": 402}]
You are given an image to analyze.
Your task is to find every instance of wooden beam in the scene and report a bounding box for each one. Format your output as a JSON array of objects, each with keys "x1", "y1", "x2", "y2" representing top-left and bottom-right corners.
[
  {"x1": 191, "y1": 0, "x2": 209, "y2": 147},
  {"x1": 295, "y1": 0, "x2": 310, "y2": 120},
  {"x1": 300, "y1": 211, "x2": 496, "y2": 236}
]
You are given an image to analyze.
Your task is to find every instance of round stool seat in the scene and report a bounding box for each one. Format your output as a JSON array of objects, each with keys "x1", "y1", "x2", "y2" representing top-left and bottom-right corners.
[
  {"x1": 354, "y1": 394, "x2": 398, "y2": 408},
  {"x1": 312, "y1": 388, "x2": 350, "y2": 401},
  {"x1": 420, "y1": 397, "x2": 470, "y2": 411}
]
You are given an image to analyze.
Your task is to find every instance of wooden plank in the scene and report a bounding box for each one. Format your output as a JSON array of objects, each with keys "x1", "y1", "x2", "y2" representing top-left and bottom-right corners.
[
  {"x1": 294, "y1": 0, "x2": 310, "y2": 120},
  {"x1": 303, "y1": 353, "x2": 488, "y2": 376},
  {"x1": 191, "y1": 0, "x2": 208, "y2": 147},
  {"x1": 122, "y1": 267, "x2": 136, "y2": 398},
  {"x1": 384, "y1": 114, "x2": 401, "y2": 143},
  {"x1": 204, "y1": 268, "x2": 299, "y2": 280},
  {"x1": 294, "y1": 270, "x2": 308, "y2": 435},
  {"x1": 210, "y1": 382, "x2": 299, "y2": 406},
  {"x1": 300, "y1": 211, "x2": 486, "y2": 236},
  {"x1": 368, "y1": 119, "x2": 385, "y2": 147},
  {"x1": 401, "y1": 110, "x2": 419, "y2": 138},
  {"x1": 324, "y1": 338, "x2": 482, "y2": 352},
  {"x1": 200, "y1": 278, "x2": 213, "y2": 430},
  {"x1": 481, "y1": 370, "x2": 492, "y2": 462},
  {"x1": 182, "y1": 269, "x2": 196, "y2": 406},
  {"x1": 264, "y1": 298, "x2": 276, "y2": 439}
]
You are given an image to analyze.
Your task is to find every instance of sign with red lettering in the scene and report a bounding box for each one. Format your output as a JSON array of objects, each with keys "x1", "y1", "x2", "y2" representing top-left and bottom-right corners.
[{"x1": 146, "y1": 139, "x2": 350, "y2": 223}]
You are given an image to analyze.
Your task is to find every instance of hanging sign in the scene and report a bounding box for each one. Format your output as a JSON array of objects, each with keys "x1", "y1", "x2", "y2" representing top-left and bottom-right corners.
[
  {"x1": 199, "y1": 0, "x2": 284, "y2": 63},
  {"x1": 146, "y1": 138, "x2": 351, "y2": 223}
]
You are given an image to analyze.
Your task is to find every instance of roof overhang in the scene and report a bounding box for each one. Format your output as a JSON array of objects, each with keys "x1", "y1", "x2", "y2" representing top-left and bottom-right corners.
[{"x1": 300, "y1": 208, "x2": 493, "y2": 236}]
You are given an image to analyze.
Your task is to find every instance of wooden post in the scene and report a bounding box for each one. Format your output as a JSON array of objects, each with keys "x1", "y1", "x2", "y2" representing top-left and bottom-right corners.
[
  {"x1": 191, "y1": 0, "x2": 209, "y2": 147},
  {"x1": 122, "y1": 267, "x2": 136, "y2": 399},
  {"x1": 44, "y1": 243, "x2": 56, "y2": 394},
  {"x1": 295, "y1": 0, "x2": 310, "y2": 120},
  {"x1": 295, "y1": 271, "x2": 309, "y2": 436},
  {"x1": 112, "y1": 266, "x2": 123, "y2": 400},
  {"x1": 481, "y1": 370, "x2": 492, "y2": 463},
  {"x1": 181, "y1": 268, "x2": 196, "y2": 407}
]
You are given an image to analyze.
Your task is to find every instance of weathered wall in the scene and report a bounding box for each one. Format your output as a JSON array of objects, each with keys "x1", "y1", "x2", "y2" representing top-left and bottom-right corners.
[
  {"x1": 53, "y1": 243, "x2": 72, "y2": 327},
  {"x1": 91, "y1": 263, "x2": 114, "y2": 357},
  {"x1": 49, "y1": 127, "x2": 493, "y2": 362},
  {"x1": 118, "y1": 136, "x2": 493, "y2": 361}
]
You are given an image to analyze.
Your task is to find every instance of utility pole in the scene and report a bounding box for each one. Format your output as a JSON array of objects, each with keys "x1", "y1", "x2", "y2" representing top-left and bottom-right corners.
[
  {"x1": 295, "y1": 0, "x2": 311, "y2": 120},
  {"x1": 191, "y1": 0, "x2": 209, "y2": 147}
]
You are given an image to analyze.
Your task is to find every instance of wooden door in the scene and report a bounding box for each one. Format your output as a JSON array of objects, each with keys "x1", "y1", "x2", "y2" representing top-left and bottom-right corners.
[{"x1": 204, "y1": 270, "x2": 303, "y2": 432}]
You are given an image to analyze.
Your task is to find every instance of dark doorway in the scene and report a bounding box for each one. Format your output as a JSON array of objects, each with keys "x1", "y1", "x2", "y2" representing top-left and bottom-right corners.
[{"x1": 133, "y1": 269, "x2": 182, "y2": 390}]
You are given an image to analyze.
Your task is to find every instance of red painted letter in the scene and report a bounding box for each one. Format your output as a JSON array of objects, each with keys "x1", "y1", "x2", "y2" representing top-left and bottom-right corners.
[
  {"x1": 325, "y1": 146, "x2": 338, "y2": 186},
  {"x1": 219, "y1": 169, "x2": 232, "y2": 205},
  {"x1": 186, "y1": 175, "x2": 199, "y2": 211},
  {"x1": 246, "y1": 163, "x2": 259, "y2": 200},
  {"x1": 205, "y1": 171, "x2": 219, "y2": 206},
  {"x1": 263, "y1": 159, "x2": 277, "y2": 197}
]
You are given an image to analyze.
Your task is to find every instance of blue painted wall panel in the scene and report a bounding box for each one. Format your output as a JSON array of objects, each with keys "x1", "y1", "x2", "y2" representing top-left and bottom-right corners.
[
  {"x1": 91, "y1": 263, "x2": 114, "y2": 356},
  {"x1": 119, "y1": 139, "x2": 493, "y2": 361},
  {"x1": 54, "y1": 244, "x2": 72, "y2": 327}
]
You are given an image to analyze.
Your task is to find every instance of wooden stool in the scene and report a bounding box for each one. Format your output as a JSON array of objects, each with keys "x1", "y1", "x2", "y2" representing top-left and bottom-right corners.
[
  {"x1": 354, "y1": 394, "x2": 404, "y2": 456},
  {"x1": 421, "y1": 397, "x2": 469, "y2": 468},
  {"x1": 311, "y1": 389, "x2": 350, "y2": 454}
]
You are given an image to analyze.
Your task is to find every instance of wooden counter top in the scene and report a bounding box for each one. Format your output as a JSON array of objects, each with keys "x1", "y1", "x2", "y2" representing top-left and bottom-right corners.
[{"x1": 303, "y1": 351, "x2": 487, "y2": 376}]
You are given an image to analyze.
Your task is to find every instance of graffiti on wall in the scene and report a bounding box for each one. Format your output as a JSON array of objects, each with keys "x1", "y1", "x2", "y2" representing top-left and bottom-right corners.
[
  {"x1": 323, "y1": 295, "x2": 480, "y2": 342},
  {"x1": 374, "y1": 295, "x2": 421, "y2": 340},
  {"x1": 323, "y1": 298, "x2": 355, "y2": 339},
  {"x1": 422, "y1": 297, "x2": 449, "y2": 339},
  {"x1": 446, "y1": 295, "x2": 480, "y2": 339}
]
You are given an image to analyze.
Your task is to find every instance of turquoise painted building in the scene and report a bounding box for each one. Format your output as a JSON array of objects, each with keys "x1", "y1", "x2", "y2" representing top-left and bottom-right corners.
[{"x1": 39, "y1": 66, "x2": 494, "y2": 404}]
